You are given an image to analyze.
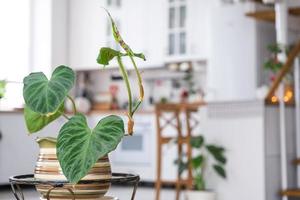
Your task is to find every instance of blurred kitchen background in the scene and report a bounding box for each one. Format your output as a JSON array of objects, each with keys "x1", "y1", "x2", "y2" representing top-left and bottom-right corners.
[{"x1": 1, "y1": 0, "x2": 300, "y2": 200}]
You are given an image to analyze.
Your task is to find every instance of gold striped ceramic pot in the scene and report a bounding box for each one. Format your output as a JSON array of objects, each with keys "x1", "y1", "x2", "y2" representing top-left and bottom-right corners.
[{"x1": 34, "y1": 137, "x2": 112, "y2": 200}]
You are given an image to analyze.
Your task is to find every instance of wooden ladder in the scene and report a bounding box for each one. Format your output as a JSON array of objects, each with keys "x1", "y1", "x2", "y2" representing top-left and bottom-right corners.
[{"x1": 155, "y1": 103, "x2": 203, "y2": 200}]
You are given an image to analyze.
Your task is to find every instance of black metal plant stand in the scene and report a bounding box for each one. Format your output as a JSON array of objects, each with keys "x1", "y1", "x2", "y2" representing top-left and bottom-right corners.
[{"x1": 9, "y1": 173, "x2": 140, "y2": 200}]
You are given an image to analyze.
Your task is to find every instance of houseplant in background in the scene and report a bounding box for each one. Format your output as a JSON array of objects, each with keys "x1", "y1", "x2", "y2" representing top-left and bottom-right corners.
[
  {"x1": 22, "y1": 10, "x2": 145, "y2": 199},
  {"x1": 264, "y1": 43, "x2": 294, "y2": 103},
  {"x1": 175, "y1": 135, "x2": 227, "y2": 200}
]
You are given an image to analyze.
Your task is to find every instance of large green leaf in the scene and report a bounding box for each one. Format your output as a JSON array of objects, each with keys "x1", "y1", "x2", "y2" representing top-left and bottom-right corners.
[
  {"x1": 57, "y1": 114, "x2": 125, "y2": 183},
  {"x1": 23, "y1": 65, "x2": 75, "y2": 114},
  {"x1": 97, "y1": 47, "x2": 120, "y2": 65},
  {"x1": 24, "y1": 104, "x2": 64, "y2": 134}
]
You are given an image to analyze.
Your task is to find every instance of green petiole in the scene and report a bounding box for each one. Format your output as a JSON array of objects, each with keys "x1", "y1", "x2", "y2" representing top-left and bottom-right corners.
[
  {"x1": 116, "y1": 56, "x2": 133, "y2": 117},
  {"x1": 67, "y1": 95, "x2": 77, "y2": 114}
]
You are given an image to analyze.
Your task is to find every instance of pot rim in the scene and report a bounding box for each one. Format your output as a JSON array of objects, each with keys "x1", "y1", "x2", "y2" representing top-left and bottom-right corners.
[
  {"x1": 36, "y1": 137, "x2": 57, "y2": 144},
  {"x1": 187, "y1": 190, "x2": 216, "y2": 194}
]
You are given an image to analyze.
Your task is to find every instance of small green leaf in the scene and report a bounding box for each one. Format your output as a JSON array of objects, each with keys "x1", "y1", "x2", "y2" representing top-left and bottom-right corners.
[
  {"x1": 267, "y1": 43, "x2": 282, "y2": 54},
  {"x1": 192, "y1": 155, "x2": 203, "y2": 168},
  {"x1": 206, "y1": 145, "x2": 226, "y2": 164},
  {"x1": 57, "y1": 114, "x2": 124, "y2": 183},
  {"x1": 213, "y1": 165, "x2": 226, "y2": 179},
  {"x1": 174, "y1": 159, "x2": 188, "y2": 176},
  {"x1": 23, "y1": 65, "x2": 75, "y2": 114},
  {"x1": 191, "y1": 136, "x2": 204, "y2": 148},
  {"x1": 103, "y1": 9, "x2": 134, "y2": 56},
  {"x1": 24, "y1": 104, "x2": 64, "y2": 134},
  {"x1": 0, "y1": 80, "x2": 6, "y2": 99},
  {"x1": 97, "y1": 47, "x2": 121, "y2": 65},
  {"x1": 133, "y1": 53, "x2": 146, "y2": 61}
]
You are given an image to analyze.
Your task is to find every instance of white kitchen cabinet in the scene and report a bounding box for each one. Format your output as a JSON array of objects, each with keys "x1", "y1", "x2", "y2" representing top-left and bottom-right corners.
[
  {"x1": 68, "y1": 0, "x2": 166, "y2": 70},
  {"x1": 165, "y1": 0, "x2": 209, "y2": 63},
  {"x1": 0, "y1": 113, "x2": 36, "y2": 184},
  {"x1": 68, "y1": 0, "x2": 107, "y2": 70},
  {"x1": 0, "y1": 113, "x2": 66, "y2": 185}
]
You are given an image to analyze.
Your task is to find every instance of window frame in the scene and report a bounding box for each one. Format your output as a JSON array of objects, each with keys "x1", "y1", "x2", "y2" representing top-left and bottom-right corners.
[{"x1": 167, "y1": 0, "x2": 187, "y2": 56}]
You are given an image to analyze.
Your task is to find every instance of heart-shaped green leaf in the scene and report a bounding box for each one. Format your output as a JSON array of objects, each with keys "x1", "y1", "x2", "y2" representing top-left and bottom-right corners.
[
  {"x1": 23, "y1": 65, "x2": 75, "y2": 114},
  {"x1": 24, "y1": 103, "x2": 64, "y2": 134},
  {"x1": 57, "y1": 114, "x2": 124, "y2": 183},
  {"x1": 97, "y1": 47, "x2": 120, "y2": 65}
]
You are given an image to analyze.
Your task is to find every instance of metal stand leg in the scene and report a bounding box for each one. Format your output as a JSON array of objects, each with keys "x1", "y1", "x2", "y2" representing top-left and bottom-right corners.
[
  {"x1": 46, "y1": 186, "x2": 75, "y2": 200},
  {"x1": 10, "y1": 183, "x2": 24, "y2": 200},
  {"x1": 131, "y1": 177, "x2": 140, "y2": 200}
]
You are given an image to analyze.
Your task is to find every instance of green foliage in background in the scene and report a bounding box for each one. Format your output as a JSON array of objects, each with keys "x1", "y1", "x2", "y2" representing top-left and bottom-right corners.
[
  {"x1": 0, "y1": 80, "x2": 6, "y2": 99},
  {"x1": 174, "y1": 135, "x2": 227, "y2": 191},
  {"x1": 22, "y1": 10, "x2": 145, "y2": 184},
  {"x1": 264, "y1": 43, "x2": 287, "y2": 73}
]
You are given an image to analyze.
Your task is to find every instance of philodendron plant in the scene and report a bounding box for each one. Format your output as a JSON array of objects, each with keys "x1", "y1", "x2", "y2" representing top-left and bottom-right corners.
[
  {"x1": 23, "y1": 10, "x2": 145, "y2": 184},
  {"x1": 175, "y1": 135, "x2": 227, "y2": 191}
]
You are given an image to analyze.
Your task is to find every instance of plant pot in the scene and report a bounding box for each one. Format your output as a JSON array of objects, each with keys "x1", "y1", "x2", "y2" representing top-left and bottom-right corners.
[
  {"x1": 34, "y1": 137, "x2": 112, "y2": 200},
  {"x1": 186, "y1": 190, "x2": 216, "y2": 200}
]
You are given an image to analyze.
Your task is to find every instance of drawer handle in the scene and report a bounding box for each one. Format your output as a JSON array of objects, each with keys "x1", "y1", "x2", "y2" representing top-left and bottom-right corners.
[{"x1": 0, "y1": 130, "x2": 2, "y2": 141}]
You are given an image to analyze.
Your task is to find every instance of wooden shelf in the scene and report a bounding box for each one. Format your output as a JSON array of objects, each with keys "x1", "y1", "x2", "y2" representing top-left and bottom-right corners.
[
  {"x1": 246, "y1": 7, "x2": 300, "y2": 22},
  {"x1": 281, "y1": 189, "x2": 300, "y2": 197}
]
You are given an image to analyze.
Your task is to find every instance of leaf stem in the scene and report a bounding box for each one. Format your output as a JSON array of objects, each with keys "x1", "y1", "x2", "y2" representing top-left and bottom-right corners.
[
  {"x1": 67, "y1": 95, "x2": 77, "y2": 114},
  {"x1": 5, "y1": 80, "x2": 23, "y2": 84},
  {"x1": 62, "y1": 113, "x2": 70, "y2": 120},
  {"x1": 132, "y1": 100, "x2": 142, "y2": 115},
  {"x1": 129, "y1": 56, "x2": 144, "y2": 102},
  {"x1": 117, "y1": 56, "x2": 132, "y2": 117}
]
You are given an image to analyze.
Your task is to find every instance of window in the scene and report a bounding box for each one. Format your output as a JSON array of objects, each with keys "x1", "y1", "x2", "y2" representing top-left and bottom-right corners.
[
  {"x1": 169, "y1": 33, "x2": 175, "y2": 55},
  {"x1": 116, "y1": 0, "x2": 121, "y2": 7},
  {"x1": 107, "y1": 0, "x2": 121, "y2": 8},
  {"x1": 179, "y1": 6, "x2": 186, "y2": 28},
  {"x1": 0, "y1": 0, "x2": 30, "y2": 109},
  {"x1": 169, "y1": 7, "x2": 175, "y2": 29},
  {"x1": 168, "y1": 0, "x2": 187, "y2": 56},
  {"x1": 179, "y1": 32, "x2": 186, "y2": 54}
]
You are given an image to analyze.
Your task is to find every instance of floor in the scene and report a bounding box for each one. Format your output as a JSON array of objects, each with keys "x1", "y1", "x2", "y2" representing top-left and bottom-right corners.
[{"x1": 0, "y1": 186, "x2": 180, "y2": 200}]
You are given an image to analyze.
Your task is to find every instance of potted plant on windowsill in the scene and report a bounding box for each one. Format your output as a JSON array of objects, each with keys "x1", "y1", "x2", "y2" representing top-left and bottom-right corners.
[
  {"x1": 22, "y1": 10, "x2": 145, "y2": 199},
  {"x1": 175, "y1": 135, "x2": 227, "y2": 200}
]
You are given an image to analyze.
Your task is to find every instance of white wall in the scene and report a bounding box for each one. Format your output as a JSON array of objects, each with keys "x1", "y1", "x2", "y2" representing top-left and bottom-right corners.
[
  {"x1": 30, "y1": 0, "x2": 52, "y2": 76},
  {"x1": 207, "y1": 2, "x2": 259, "y2": 101},
  {"x1": 51, "y1": 0, "x2": 69, "y2": 67},
  {"x1": 202, "y1": 101, "x2": 266, "y2": 200}
]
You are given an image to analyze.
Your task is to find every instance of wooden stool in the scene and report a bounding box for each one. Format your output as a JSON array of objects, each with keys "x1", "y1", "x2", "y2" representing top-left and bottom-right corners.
[{"x1": 155, "y1": 103, "x2": 203, "y2": 200}]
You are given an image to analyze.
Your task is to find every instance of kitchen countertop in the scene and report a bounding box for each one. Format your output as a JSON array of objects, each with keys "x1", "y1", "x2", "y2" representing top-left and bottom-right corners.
[{"x1": 0, "y1": 108, "x2": 154, "y2": 115}]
